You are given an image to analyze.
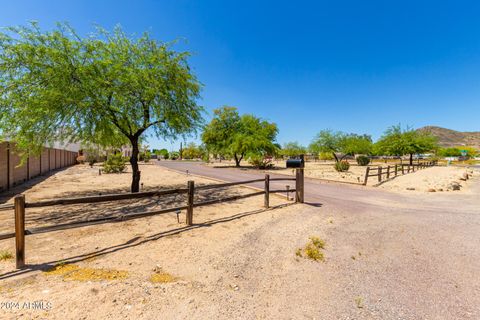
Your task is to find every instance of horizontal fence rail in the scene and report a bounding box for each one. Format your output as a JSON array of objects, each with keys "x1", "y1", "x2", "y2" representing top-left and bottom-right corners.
[
  {"x1": 4, "y1": 171, "x2": 305, "y2": 269},
  {"x1": 25, "y1": 188, "x2": 189, "y2": 208},
  {"x1": 363, "y1": 160, "x2": 437, "y2": 185},
  {"x1": 0, "y1": 204, "x2": 14, "y2": 212}
]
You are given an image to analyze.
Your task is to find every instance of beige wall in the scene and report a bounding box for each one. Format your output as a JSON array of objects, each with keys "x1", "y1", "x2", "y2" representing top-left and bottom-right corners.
[{"x1": 0, "y1": 142, "x2": 78, "y2": 192}]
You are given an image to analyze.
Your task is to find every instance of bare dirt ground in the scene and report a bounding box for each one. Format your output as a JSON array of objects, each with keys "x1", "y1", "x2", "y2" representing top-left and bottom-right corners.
[
  {"x1": 378, "y1": 166, "x2": 477, "y2": 193},
  {"x1": 208, "y1": 159, "x2": 375, "y2": 184},
  {"x1": 207, "y1": 159, "x2": 477, "y2": 190},
  {"x1": 0, "y1": 162, "x2": 479, "y2": 319},
  {"x1": 0, "y1": 164, "x2": 268, "y2": 234}
]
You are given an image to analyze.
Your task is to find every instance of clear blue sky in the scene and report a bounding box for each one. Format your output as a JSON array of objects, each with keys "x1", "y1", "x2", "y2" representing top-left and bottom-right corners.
[{"x1": 2, "y1": 0, "x2": 480, "y2": 151}]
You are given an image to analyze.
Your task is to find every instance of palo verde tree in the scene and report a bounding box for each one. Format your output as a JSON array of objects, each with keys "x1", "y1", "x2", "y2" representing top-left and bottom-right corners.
[
  {"x1": 0, "y1": 22, "x2": 203, "y2": 192},
  {"x1": 281, "y1": 141, "x2": 307, "y2": 158},
  {"x1": 375, "y1": 125, "x2": 437, "y2": 165},
  {"x1": 202, "y1": 106, "x2": 278, "y2": 167},
  {"x1": 309, "y1": 130, "x2": 372, "y2": 162}
]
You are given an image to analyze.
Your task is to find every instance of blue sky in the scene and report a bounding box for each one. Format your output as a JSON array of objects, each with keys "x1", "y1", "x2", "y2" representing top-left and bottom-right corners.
[{"x1": 2, "y1": 0, "x2": 480, "y2": 151}]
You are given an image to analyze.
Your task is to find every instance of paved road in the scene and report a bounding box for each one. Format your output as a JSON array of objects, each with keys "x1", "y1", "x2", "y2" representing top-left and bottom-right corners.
[{"x1": 156, "y1": 161, "x2": 479, "y2": 213}]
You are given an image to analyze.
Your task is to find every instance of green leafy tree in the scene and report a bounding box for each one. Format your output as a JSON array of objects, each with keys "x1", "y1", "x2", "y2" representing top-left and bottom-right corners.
[
  {"x1": 375, "y1": 125, "x2": 438, "y2": 165},
  {"x1": 202, "y1": 106, "x2": 278, "y2": 167},
  {"x1": 438, "y1": 146, "x2": 478, "y2": 158},
  {"x1": 438, "y1": 147, "x2": 462, "y2": 157},
  {"x1": 309, "y1": 130, "x2": 372, "y2": 162},
  {"x1": 154, "y1": 148, "x2": 170, "y2": 159},
  {"x1": 0, "y1": 22, "x2": 203, "y2": 192},
  {"x1": 182, "y1": 142, "x2": 205, "y2": 159},
  {"x1": 281, "y1": 141, "x2": 306, "y2": 158}
]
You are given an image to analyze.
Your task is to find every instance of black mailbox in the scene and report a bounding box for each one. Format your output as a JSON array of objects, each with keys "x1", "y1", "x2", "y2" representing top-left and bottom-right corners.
[{"x1": 286, "y1": 155, "x2": 305, "y2": 168}]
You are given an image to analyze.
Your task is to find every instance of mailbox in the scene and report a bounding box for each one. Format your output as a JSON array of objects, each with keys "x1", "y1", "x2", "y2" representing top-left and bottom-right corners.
[{"x1": 286, "y1": 155, "x2": 305, "y2": 168}]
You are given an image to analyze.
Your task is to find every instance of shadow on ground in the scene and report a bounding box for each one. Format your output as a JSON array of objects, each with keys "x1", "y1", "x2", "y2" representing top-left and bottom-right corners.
[
  {"x1": 0, "y1": 185, "x2": 253, "y2": 234},
  {"x1": 0, "y1": 202, "x2": 296, "y2": 281}
]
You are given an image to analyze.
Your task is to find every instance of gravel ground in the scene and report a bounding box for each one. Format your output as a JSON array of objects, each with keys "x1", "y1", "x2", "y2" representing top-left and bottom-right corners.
[{"x1": 0, "y1": 164, "x2": 479, "y2": 319}]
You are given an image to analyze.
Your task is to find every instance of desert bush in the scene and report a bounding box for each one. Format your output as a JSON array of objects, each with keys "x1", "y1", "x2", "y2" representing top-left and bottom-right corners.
[
  {"x1": 103, "y1": 153, "x2": 126, "y2": 173},
  {"x1": 249, "y1": 155, "x2": 274, "y2": 169},
  {"x1": 334, "y1": 160, "x2": 350, "y2": 172},
  {"x1": 170, "y1": 151, "x2": 180, "y2": 160},
  {"x1": 295, "y1": 236, "x2": 326, "y2": 262},
  {"x1": 86, "y1": 154, "x2": 97, "y2": 167},
  {"x1": 139, "y1": 150, "x2": 151, "y2": 163},
  {"x1": 0, "y1": 250, "x2": 13, "y2": 261},
  {"x1": 356, "y1": 155, "x2": 370, "y2": 166},
  {"x1": 318, "y1": 152, "x2": 334, "y2": 160}
]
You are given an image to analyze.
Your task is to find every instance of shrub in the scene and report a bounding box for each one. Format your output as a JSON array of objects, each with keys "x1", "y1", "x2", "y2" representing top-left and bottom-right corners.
[
  {"x1": 334, "y1": 160, "x2": 350, "y2": 172},
  {"x1": 103, "y1": 153, "x2": 126, "y2": 173},
  {"x1": 139, "y1": 150, "x2": 151, "y2": 163},
  {"x1": 356, "y1": 155, "x2": 370, "y2": 166},
  {"x1": 0, "y1": 250, "x2": 13, "y2": 261},
  {"x1": 319, "y1": 152, "x2": 334, "y2": 160},
  {"x1": 170, "y1": 151, "x2": 180, "y2": 160},
  {"x1": 249, "y1": 155, "x2": 274, "y2": 169},
  {"x1": 86, "y1": 154, "x2": 97, "y2": 167},
  {"x1": 295, "y1": 236, "x2": 326, "y2": 262},
  {"x1": 155, "y1": 149, "x2": 169, "y2": 160}
]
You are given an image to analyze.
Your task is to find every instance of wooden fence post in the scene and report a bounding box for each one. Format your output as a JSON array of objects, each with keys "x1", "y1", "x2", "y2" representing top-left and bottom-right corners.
[
  {"x1": 186, "y1": 181, "x2": 194, "y2": 225},
  {"x1": 363, "y1": 167, "x2": 370, "y2": 185},
  {"x1": 394, "y1": 164, "x2": 398, "y2": 176},
  {"x1": 401, "y1": 164, "x2": 405, "y2": 174},
  {"x1": 14, "y1": 194, "x2": 26, "y2": 269},
  {"x1": 264, "y1": 174, "x2": 270, "y2": 208},
  {"x1": 386, "y1": 165, "x2": 390, "y2": 179},
  {"x1": 378, "y1": 166, "x2": 382, "y2": 182},
  {"x1": 295, "y1": 169, "x2": 304, "y2": 203}
]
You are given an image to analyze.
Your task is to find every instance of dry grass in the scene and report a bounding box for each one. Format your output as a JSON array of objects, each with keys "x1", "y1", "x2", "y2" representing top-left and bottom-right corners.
[
  {"x1": 150, "y1": 271, "x2": 177, "y2": 283},
  {"x1": 296, "y1": 236, "x2": 326, "y2": 261},
  {"x1": 0, "y1": 250, "x2": 13, "y2": 261},
  {"x1": 44, "y1": 263, "x2": 128, "y2": 281}
]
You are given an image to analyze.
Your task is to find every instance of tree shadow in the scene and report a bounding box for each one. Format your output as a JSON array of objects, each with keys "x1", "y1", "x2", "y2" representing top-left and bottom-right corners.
[
  {"x1": 0, "y1": 185, "x2": 250, "y2": 234},
  {"x1": 0, "y1": 202, "x2": 295, "y2": 281}
]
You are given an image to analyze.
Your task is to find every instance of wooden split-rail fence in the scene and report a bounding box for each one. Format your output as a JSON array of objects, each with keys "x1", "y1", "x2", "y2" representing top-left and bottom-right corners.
[
  {"x1": 1, "y1": 170, "x2": 305, "y2": 269},
  {"x1": 363, "y1": 160, "x2": 438, "y2": 185}
]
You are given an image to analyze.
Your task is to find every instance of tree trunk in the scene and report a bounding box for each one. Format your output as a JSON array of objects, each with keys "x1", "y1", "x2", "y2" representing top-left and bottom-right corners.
[
  {"x1": 333, "y1": 152, "x2": 339, "y2": 163},
  {"x1": 234, "y1": 153, "x2": 243, "y2": 167},
  {"x1": 409, "y1": 153, "x2": 413, "y2": 166},
  {"x1": 130, "y1": 138, "x2": 141, "y2": 193}
]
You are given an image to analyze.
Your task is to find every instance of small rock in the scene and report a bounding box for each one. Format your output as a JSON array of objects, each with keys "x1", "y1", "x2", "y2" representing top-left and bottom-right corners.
[
  {"x1": 449, "y1": 182, "x2": 461, "y2": 191},
  {"x1": 437, "y1": 188, "x2": 443, "y2": 192},
  {"x1": 406, "y1": 187, "x2": 415, "y2": 191},
  {"x1": 427, "y1": 188, "x2": 436, "y2": 192}
]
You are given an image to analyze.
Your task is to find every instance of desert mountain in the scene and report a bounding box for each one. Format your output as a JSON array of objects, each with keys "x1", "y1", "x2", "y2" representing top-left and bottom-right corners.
[{"x1": 418, "y1": 126, "x2": 480, "y2": 149}]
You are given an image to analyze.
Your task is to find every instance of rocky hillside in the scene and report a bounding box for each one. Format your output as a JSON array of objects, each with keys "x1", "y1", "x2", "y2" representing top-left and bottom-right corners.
[{"x1": 418, "y1": 126, "x2": 480, "y2": 149}]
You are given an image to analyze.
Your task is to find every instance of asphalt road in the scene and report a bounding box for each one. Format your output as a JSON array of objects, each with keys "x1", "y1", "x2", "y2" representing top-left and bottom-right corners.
[{"x1": 156, "y1": 161, "x2": 479, "y2": 213}]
